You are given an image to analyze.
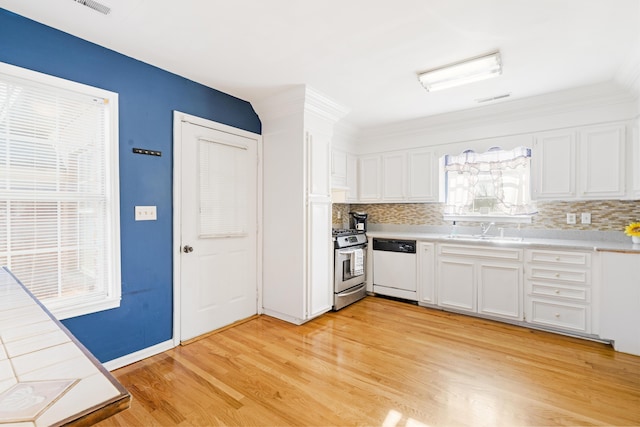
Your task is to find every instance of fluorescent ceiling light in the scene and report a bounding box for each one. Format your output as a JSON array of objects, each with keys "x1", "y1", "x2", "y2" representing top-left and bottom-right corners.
[
  {"x1": 73, "y1": 0, "x2": 111, "y2": 15},
  {"x1": 418, "y1": 51, "x2": 502, "y2": 92}
]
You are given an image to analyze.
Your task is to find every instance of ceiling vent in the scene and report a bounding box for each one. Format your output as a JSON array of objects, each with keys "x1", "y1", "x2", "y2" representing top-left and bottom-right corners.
[
  {"x1": 476, "y1": 93, "x2": 511, "y2": 103},
  {"x1": 73, "y1": 0, "x2": 111, "y2": 15}
]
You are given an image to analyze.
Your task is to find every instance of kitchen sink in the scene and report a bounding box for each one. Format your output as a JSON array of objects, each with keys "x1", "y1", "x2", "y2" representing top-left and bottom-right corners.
[{"x1": 443, "y1": 234, "x2": 525, "y2": 243}]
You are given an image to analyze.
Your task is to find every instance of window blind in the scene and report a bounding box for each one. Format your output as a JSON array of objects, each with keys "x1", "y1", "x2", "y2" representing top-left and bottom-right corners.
[{"x1": 0, "y1": 64, "x2": 120, "y2": 318}]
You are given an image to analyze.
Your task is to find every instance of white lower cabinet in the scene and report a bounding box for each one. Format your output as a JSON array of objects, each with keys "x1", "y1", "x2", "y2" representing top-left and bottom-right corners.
[
  {"x1": 600, "y1": 252, "x2": 640, "y2": 355},
  {"x1": 438, "y1": 257, "x2": 475, "y2": 312},
  {"x1": 478, "y1": 262, "x2": 523, "y2": 320},
  {"x1": 436, "y1": 244, "x2": 523, "y2": 321},
  {"x1": 417, "y1": 242, "x2": 435, "y2": 305},
  {"x1": 380, "y1": 236, "x2": 636, "y2": 354},
  {"x1": 524, "y1": 249, "x2": 592, "y2": 334},
  {"x1": 526, "y1": 299, "x2": 589, "y2": 332}
]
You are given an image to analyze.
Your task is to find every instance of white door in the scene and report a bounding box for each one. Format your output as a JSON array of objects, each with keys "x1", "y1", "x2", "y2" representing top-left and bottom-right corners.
[{"x1": 179, "y1": 120, "x2": 258, "y2": 341}]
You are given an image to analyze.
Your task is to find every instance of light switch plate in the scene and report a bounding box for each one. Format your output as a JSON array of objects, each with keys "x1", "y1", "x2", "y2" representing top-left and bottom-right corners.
[
  {"x1": 581, "y1": 212, "x2": 591, "y2": 224},
  {"x1": 135, "y1": 206, "x2": 157, "y2": 221},
  {"x1": 566, "y1": 213, "x2": 576, "y2": 224}
]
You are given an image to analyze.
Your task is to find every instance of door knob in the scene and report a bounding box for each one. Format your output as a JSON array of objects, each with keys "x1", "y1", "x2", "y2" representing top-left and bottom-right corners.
[{"x1": 183, "y1": 245, "x2": 194, "y2": 253}]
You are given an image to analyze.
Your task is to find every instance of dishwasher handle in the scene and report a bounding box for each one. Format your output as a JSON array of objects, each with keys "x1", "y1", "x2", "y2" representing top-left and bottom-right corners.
[{"x1": 372, "y1": 238, "x2": 417, "y2": 253}]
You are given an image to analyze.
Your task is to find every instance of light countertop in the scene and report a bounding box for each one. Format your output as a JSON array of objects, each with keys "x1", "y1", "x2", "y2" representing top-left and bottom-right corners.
[
  {"x1": 0, "y1": 267, "x2": 130, "y2": 426},
  {"x1": 365, "y1": 231, "x2": 640, "y2": 254}
]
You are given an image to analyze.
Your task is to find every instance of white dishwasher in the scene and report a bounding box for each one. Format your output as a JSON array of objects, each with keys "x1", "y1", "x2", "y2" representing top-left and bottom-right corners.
[{"x1": 372, "y1": 238, "x2": 417, "y2": 301}]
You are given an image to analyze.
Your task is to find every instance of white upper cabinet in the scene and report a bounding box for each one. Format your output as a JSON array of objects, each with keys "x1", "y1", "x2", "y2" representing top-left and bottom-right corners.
[
  {"x1": 358, "y1": 155, "x2": 382, "y2": 202},
  {"x1": 532, "y1": 130, "x2": 576, "y2": 200},
  {"x1": 381, "y1": 152, "x2": 406, "y2": 201},
  {"x1": 351, "y1": 122, "x2": 629, "y2": 204},
  {"x1": 331, "y1": 149, "x2": 347, "y2": 189},
  {"x1": 578, "y1": 124, "x2": 626, "y2": 199},
  {"x1": 407, "y1": 149, "x2": 437, "y2": 202},
  {"x1": 346, "y1": 154, "x2": 358, "y2": 202},
  {"x1": 351, "y1": 148, "x2": 437, "y2": 203},
  {"x1": 331, "y1": 149, "x2": 358, "y2": 202},
  {"x1": 533, "y1": 123, "x2": 627, "y2": 201}
]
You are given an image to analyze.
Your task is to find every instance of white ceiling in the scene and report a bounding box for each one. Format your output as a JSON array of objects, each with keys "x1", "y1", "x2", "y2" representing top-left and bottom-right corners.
[{"x1": 1, "y1": 0, "x2": 639, "y2": 129}]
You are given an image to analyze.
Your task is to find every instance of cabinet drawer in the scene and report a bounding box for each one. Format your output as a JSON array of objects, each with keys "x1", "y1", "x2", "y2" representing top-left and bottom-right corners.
[
  {"x1": 439, "y1": 244, "x2": 522, "y2": 261},
  {"x1": 526, "y1": 249, "x2": 590, "y2": 267},
  {"x1": 527, "y1": 299, "x2": 589, "y2": 333},
  {"x1": 528, "y1": 266, "x2": 590, "y2": 285},
  {"x1": 527, "y1": 281, "x2": 589, "y2": 303}
]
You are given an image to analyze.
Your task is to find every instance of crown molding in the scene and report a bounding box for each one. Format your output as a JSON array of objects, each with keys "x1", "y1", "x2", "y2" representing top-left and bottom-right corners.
[
  {"x1": 615, "y1": 45, "x2": 640, "y2": 98},
  {"x1": 304, "y1": 86, "x2": 350, "y2": 123},
  {"x1": 252, "y1": 85, "x2": 306, "y2": 122},
  {"x1": 252, "y1": 84, "x2": 349, "y2": 124},
  {"x1": 358, "y1": 81, "x2": 637, "y2": 142}
]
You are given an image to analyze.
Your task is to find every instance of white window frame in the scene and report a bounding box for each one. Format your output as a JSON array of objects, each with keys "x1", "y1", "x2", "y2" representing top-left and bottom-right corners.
[
  {"x1": 441, "y1": 147, "x2": 535, "y2": 224},
  {"x1": 0, "y1": 62, "x2": 121, "y2": 319}
]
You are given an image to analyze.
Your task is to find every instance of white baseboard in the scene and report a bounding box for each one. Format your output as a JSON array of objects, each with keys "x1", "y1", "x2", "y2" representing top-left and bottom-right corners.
[
  {"x1": 102, "y1": 339, "x2": 175, "y2": 371},
  {"x1": 262, "y1": 308, "x2": 305, "y2": 325}
]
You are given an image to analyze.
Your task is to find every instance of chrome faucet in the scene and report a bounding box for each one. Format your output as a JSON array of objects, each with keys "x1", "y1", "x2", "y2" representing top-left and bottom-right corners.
[{"x1": 481, "y1": 222, "x2": 495, "y2": 236}]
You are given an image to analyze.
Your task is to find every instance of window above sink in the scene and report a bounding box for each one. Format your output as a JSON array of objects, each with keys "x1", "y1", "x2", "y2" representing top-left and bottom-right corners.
[{"x1": 441, "y1": 146, "x2": 536, "y2": 223}]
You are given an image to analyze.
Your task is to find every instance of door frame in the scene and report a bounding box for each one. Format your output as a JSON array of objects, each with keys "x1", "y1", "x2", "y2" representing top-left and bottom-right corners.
[{"x1": 172, "y1": 111, "x2": 263, "y2": 346}]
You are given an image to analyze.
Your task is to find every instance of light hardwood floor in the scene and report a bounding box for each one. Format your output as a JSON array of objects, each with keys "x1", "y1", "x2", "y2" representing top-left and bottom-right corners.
[{"x1": 97, "y1": 296, "x2": 640, "y2": 426}]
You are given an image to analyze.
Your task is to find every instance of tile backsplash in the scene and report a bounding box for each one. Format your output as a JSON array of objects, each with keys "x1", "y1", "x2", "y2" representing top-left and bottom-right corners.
[{"x1": 333, "y1": 200, "x2": 640, "y2": 233}]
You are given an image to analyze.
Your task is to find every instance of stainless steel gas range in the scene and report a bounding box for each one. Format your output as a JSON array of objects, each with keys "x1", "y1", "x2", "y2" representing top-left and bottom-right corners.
[{"x1": 332, "y1": 228, "x2": 367, "y2": 310}]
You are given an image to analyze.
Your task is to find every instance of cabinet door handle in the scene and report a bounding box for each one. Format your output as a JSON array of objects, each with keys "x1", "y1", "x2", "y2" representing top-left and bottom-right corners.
[
  {"x1": 555, "y1": 273, "x2": 560, "y2": 278},
  {"x1": 555, "y1": 289, "x2": 560, "y2": 294},
  {"x1": 555, "y1": 313, "x2": 561, "y2": 318},
  {"x1": 555, "y1": 257, "x2": 561, "y2": 261}
]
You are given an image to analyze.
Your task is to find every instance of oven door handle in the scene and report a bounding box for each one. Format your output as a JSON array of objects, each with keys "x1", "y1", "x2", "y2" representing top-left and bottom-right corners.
[
  {"x1": 337, "y1": 250, "x2": 355, "y2": 256},
  {"x1": 337, "y1": 245, "x2": 367, "y2": 256},
  {"x1": 339, "y1": 285, "x2": 366, "y2": 297}
]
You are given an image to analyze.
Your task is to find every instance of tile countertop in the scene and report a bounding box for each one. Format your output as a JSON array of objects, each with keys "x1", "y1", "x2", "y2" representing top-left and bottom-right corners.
[
  {"x1": 365, "y1": 231, "x2": 640, "y2": 254},
  {"x1": 0, "y1": 267, "x2": 130, "y2": 427}
]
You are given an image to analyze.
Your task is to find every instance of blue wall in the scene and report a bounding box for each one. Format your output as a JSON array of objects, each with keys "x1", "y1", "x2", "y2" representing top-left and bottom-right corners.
[{"x1": 0, "y1": 9, "x2": 261, "y2": 362}]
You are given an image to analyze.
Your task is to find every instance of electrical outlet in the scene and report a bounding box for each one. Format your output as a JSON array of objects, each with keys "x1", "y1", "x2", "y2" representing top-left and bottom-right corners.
[
  {"x1": 581, "y1": 212, "x2": 591, "y2": 224},
  {"x1": 135, "y1": 206, "x2": 157, "y2": 221},
  {"x1": 566, "y1": 213, "x2": 576, "y2": 225}
]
